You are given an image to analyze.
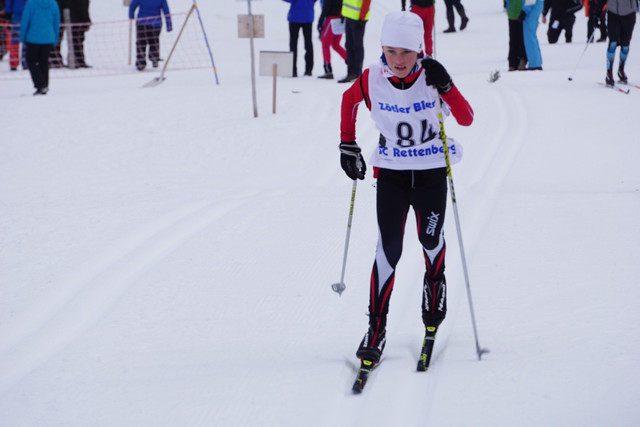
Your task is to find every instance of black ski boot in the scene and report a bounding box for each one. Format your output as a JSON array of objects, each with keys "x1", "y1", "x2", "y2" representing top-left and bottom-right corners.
[
  {"x1": 318, "y1": 63, "x2": 333, "y2": 79},
  {"x1": 618, "y1": 66, "x2": 628, "y2": 84},
  {"x1": 422, "y1": 276, "x2": 447, "y2": 327},
  {"x1": 605, "y1": 68, "x2": 615, "y2": 86},
  {"x1": 356, "y1": 316, "x2": 386, "y2": 364},
  {"x1": 460, "y1": 16, "x2": 469, "y2": 31}
]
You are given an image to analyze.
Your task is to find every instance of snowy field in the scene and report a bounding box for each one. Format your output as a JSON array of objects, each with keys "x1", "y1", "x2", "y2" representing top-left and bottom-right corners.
[{"x1": 1, "y1": 1, "x2": 639, "y2": 426}]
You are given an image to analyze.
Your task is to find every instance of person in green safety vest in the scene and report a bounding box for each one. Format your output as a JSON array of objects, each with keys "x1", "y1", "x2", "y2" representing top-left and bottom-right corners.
[{"x1": 337, "y1": 0, "x2": 370, "y2": 83}]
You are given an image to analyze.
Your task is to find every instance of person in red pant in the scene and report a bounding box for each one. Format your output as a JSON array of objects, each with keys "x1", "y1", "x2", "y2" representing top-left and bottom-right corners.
[
  {"x1": 317, "y1": 0, "x2": 346, "y2": 79},
  {"x1": 402, "y1": 0, "x2": 435, "y2": 56},
  {"x1": 5, "y1": 0, "x2": 26, "y2": 70},
  {"x1": 0, "y1": 0, "x2": 9, "y2": 60}
]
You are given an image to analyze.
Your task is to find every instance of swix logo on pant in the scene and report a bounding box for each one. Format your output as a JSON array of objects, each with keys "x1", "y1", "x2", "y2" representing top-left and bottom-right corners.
[{"x1": 425, "y1": 211, "x2": 440, "y2": 236}]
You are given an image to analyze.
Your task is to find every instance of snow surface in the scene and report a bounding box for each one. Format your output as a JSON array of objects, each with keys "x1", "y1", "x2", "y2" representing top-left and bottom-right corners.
[{"x1": 2, "y1": 1, "x2": 640, "y2": 426}]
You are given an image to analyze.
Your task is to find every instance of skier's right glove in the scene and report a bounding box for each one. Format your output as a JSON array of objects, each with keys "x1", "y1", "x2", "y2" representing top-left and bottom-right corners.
[
  {"x1": 421, "y1": 57, "x2": 453, "y2": 94},
  {"x1": 339, "y1": 141, "x2": 366, "y2": 180}
]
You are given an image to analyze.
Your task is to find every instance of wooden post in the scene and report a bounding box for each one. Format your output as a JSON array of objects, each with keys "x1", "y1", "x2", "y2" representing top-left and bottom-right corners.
[{"x1": 272, "y1": 63, "x2": 277, "y2": 114}]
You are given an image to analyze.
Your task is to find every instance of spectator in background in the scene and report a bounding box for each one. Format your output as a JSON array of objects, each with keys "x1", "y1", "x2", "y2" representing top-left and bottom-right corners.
[
  {"x1": 48, "y1": 0, "x2": 67, "y2": 68},
  {"x1": 68, "y1": 0, "x2": 90, "y2": 68},
  {"x1": 507, "y1": 0, "x2": 528, "y2": 70},
  {"x1": 284, "y1": 0, "x2": 316, "y2": 77},
  {"x1": 522, "y1": 0, "x2": 544, "y2": 70},
  {"x1": 0, "y1": 0, "x2": 9, "y2": 60},
  {"x1": 541, "y1": 0, "x2": 582, "y2": 44},
  {"x1": 586, "y1": 0, "x2": 607, "y2": 42},
  {"x1": 402, "y1": 0, "x2": 435, "y2": 57},
  {"x1": 338, "y1": 0, "x2": 370, "y2": 83},
  {"x1": 317, "y1": 0, "x2": 346, "y2": 79},
  {"x1": 21, "y1": 0, "x2": 60, "y2": 95},
  {"x1": 129, "y1": 0, "x2": 173, "y2": 71},
  {"x1": 5, "y1": 0, "x2": 26, "y2": 70},
  {"x1": 442, "y1": 0, "x2": 469, "y2": 33}
]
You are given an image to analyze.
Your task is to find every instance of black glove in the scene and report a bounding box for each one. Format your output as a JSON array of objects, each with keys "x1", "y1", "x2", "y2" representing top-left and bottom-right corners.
[
  {"x1": 421, "y1": 57, "x2": 453, "y2": 94},
  {"x1": 339, "y1": 141, "x2": 366, "y2": 180},
  {"x1": 317, "y1": 17, "x2": 323, "y2": 35}
]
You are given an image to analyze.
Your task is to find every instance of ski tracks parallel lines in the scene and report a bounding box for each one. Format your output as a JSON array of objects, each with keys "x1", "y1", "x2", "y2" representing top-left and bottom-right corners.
[{"x1": 0, "y1": 197, "x2": 248, "y2": 396}]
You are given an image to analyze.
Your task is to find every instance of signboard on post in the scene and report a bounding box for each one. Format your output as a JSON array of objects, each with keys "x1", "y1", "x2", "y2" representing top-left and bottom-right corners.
[
  {"x1": 259, "y1": 51, "x2": 293, "y2": 114},
  {"x1": 259, "y1": 51, "x2": 293, "y2": 78},
  {"x1": 238, "y1": 14, "x2": 264, "y2": 38}
]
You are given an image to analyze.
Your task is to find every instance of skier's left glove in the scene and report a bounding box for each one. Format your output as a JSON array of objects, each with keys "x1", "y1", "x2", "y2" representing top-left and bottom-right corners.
[
  {"x1": 421, "y1": 57, "x2": 453, "y2": 94},
  {"x1": 339, "y1": 141, "x2": 366, "y2": 180}
]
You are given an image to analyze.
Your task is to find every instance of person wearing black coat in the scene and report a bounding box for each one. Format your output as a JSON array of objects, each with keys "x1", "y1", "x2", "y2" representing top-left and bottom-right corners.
[
  {"x1": 48, "y1": 0, "x2": 67, "y2": 67},
  {"x1": 541, "y1": 0, "x2": 582, "y2": 43},
  {"x1": 68, "y1": 0, "x2": 90, "y2": 68}
]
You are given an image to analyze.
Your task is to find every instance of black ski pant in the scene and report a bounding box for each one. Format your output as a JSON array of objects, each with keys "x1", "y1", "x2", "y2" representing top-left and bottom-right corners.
[
  {"x1": 345, "y1": 18, "x2": 366, "y2": 77},
  {"x1": 26, "y1": 43, "x2": 53, "y2": 90},
  {"x1": 71, "y1": 24, "x2": 89, "y2": 67},
  {"x1": 547, "y1": 13, "x2": 576, "y2": 43},
  {"x1": 587, "y1": 0, "x2": 607, "y2": 41},
  {"x1": 136, "y1": 24, "x2": 161, "y2": 69},
  {"x1": 444, "y1": 0, "x2": 467, "y2": 29},
  {"x1": 288, "y1": 22, "x2": 313, "y2": 76},
  {"x1": 607, "y1": 11, "x2": 636, "y2": 47},
  {"x1": 508, "y1": 18, "x2": 527, "y2": 69},
  {"x1": 368, "y1": 167, "x2": 448, "y2": 328}
]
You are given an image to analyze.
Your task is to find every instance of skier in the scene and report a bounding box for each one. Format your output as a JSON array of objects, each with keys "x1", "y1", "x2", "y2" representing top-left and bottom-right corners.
[
  {"x1": 541, "y1": 0, "x2": 583, "y2": 43},
  {"x1": 338, "y1": 11, "x2": 474, "y2": 372},
  {"x1": 605, "y1": 0, "x2": 638, "y2": 85}
]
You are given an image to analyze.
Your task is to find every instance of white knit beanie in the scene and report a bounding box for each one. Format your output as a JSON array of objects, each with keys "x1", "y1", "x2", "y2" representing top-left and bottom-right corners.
[{"x1": 380, "y1": 11, "x2": 424, "y2": 53}]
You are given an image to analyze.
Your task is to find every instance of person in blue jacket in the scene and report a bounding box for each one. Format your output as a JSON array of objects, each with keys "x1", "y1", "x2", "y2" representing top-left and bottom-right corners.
[
  {"x1": 129, "y1": 0, "x2": 173, "y2": 71},
  {"x1": 5, "y1": 0, "x2": 27, "y2": 70},
  {"x1": 283, "y1": 0, "x2": 317, "y2": 77},
  {"x1": 21, "y1": 0, "x2": 60, "y2": 94}
]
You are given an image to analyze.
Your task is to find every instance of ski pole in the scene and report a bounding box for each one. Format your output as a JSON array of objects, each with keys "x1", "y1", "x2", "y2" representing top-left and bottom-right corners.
[
  {"x1": 331, "y1": 179, "x2": 357, "y2": 296},
  {"x1": 435, "y1": 93, "x2": 489, "y2": 361},
  {"x1": 568, "y1": 31, "x2": 595, "y2": 81}
]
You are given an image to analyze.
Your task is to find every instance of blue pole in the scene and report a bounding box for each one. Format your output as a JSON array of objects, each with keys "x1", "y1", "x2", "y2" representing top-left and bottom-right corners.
[{"x1": 192, "y1": 1, "x2": 219, "y2": 84}]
